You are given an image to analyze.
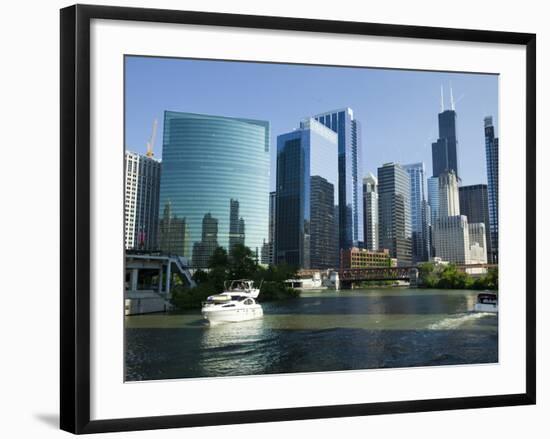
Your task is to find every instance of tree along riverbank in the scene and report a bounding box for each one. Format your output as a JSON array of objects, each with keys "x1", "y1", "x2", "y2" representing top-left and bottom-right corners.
[
  {"x1": 171, "y1": 244, "x2": 300, "y2": 310},
  {"x1": 417, "y1": 262, "x2": 498, "y2": 291}
]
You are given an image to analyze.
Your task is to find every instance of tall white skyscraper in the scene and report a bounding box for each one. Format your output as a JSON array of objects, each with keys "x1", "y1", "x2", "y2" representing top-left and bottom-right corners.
[
  {"x1": 433, "y1": 169, "x2": 470, "y2": 263},
  {"x1": 433, "y1": 216, "x2": 471, "y2": 264},
  {"x1": 125, "y1": 151, "x2": 161, "y2": 250},
  {"x1": 432, "y1": 169, "x2": 487, "y2": 265},
  {"x1": 363, "y1": 173, "x2": 378, "y2": 251},
  {"x1": 438, "y1": 171, "x2": 460, "y2": 218}
]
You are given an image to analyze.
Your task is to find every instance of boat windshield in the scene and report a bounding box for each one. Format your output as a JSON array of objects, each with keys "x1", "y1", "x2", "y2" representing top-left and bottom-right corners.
[
  {"x1": 478, "y1": 293, "x2": 497, "y2": 303},
  {"x1": 229, "y1": 280, "x2": 253, "y2": 290}
]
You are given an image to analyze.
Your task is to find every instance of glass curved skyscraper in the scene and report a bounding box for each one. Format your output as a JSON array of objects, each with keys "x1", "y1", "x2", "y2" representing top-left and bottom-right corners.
[
  {"x1": 314, "y1": 108, "x2": 364, "y2": 250},
  {"x1": 159, "y1": 111, "x2": 270, "y2": 267}
]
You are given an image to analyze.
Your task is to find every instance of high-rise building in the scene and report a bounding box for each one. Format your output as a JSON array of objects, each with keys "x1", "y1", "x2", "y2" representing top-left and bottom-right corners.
[
  {"x1": 261, "y1": 191, "x2": 276, "y2": 265},
  {"x1": 422, "y1": 199, "x2": 431, "y2": 260},
  {"x1": 433, "y1": 215, "x2": 471, "y2": 264},
  {"x1": 314, "y1": 108, "x2": 364, "y2": 250},
  {"x1": 192, "y1": 213, "x2": 219, "y2": 268},
  {"x1": 432, "y1": 89, "x2": 459, "y2": 179},
  {"x1": 310, "y1": 176, "x2": 338, "y2": 269},
  {"x1": 468, "y1": 222, "x2": 487, "y2": 264},
  {"x1": 403, "y1": 162, "x2": 430, "y2": 263},
  {"x1": 427, "y1": 176, "x2": 440, "y2": 223},
  {"x1": 459, "y1": 184, "x2": 492, "y2": 262},
  {"x1": 363, "y1": 173, "x2": 379, "y2": 251},
  {"x1": 158, "y1": 111, "x2": 270, "y2": 267},
  {"x1": 275, "y1": 118, "x2": 338, "y2": 268},
  {"x1": 377, "y1": 162, "x2": 412, "y2": 266},
  {"x1": 427, "y1": 176, "x2": 439, "y2": 257},
  {"x1": 124, "y1": 151, "x2": 161, "y2": 250},
  {"x1": 485, "y1": 116, "x2": 499, "y2": 263},
  {"x1": 438, "y1": 171, "x2": 460, "y2": 217},
  {"x1": 432, "y1": 170, "x2": 476, "y2": 264}
]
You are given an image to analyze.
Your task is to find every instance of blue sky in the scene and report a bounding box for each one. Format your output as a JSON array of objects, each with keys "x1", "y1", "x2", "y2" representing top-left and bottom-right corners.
[{"x1": 125, "y1": 56, "x2": 498, "y2": 187}]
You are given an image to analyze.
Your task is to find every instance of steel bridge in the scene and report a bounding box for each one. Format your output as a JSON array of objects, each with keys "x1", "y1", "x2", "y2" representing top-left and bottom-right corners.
[{"x1": 338, "y1": 263, "x2": 497, "y2": 283}]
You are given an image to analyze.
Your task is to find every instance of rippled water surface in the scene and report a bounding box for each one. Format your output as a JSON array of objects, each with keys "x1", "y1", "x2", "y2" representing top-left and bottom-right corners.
[{"x1": 125, "y1": 288, "x2": 498, "y2": 381}]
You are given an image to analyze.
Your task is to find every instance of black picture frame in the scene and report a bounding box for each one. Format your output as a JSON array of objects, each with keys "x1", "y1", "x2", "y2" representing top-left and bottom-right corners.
[{"x1": 60, "y1": 4, "x2": 536, "y2": 434}]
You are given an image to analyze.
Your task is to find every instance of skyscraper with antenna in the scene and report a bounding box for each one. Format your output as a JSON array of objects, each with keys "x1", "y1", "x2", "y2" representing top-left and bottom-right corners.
[
  {"x1": 432, "y1": 85, "x2": 459, "y2": 180},
  {"x1": 124, "y1": 119, "x2": 161, "y2": 250}
]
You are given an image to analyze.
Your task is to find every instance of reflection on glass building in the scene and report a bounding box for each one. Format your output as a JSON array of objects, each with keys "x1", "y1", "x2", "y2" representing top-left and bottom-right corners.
[
  {"x1": 314, "y1": 108, "x2": 364, "y2": 250},
  {"x1": 275, "y1": 118, "x2": 338, "y2": 269},
  {"x1": 192, "y1": 213, "x2": 219, "y2": 268},
  {"x1": 158, "y1": 201, "x2": 189, "y2": 256},
  {"x1": 159, "y1": 111, "x2": 270, "y2": 268},
  {"x1": 228, "y1": 198, "x2": 246, "y2": 258}
]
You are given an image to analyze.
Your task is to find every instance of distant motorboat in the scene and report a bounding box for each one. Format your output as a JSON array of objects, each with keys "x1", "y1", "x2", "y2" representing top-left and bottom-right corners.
[
  {"x1": 474, "y1": 292, "x2": 498, "y2": 313},
  {"x1": 201, "y1": 280, "x2": 263, "y2": 324}
]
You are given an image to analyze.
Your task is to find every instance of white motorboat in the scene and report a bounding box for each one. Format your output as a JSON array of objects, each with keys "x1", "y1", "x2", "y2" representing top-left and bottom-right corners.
[
  {"x1": 201, "y1": 280, "x2": 263, "y2": 324},
  {"x1": 473, "y1": 292, "x2": 498, "y2": 313}
]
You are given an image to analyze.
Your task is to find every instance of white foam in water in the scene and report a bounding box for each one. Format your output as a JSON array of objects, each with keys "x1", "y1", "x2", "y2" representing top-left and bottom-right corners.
[{"x1": 428, "y1": 312, "x2": 492, "y2": 330}]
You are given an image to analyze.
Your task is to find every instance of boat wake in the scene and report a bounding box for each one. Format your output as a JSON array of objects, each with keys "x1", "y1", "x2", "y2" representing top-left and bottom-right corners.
[{"x1": 428, "y1": 312, "x2": 493, "y2": 330}]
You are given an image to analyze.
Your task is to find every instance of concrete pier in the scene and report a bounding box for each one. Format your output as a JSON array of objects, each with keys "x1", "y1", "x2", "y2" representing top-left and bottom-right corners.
[{"x1": 125, "y1": 253, "x2": 196, "y2": 315}]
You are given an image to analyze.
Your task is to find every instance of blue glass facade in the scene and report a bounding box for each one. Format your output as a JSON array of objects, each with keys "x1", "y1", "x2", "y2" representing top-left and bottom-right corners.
[
  {"x1": 403, "y1": 162, "x2": 430, "y2": 263},
  {"x1": 484, "y1": 116, "x2": 499, "y2": 263},
  {"x1": 314, "y1": 108, "x2": 364, "y2": 250},
  {"x1": 159, "y1": 111, "x2": 270, "y2": 267},
  {"x1": 275, "y1": 119, "x2": 338, "y2": 269}
]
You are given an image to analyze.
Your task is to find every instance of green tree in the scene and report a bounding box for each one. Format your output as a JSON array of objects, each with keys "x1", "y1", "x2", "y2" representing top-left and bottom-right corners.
[
  {"x1": 485, "y1": 267, "x2": 498, "y2": 290},
  {"x1": 192, "y1": 268, "x2": 209, "y2": 284},
  {"x1": 171, "y1": 282, "x2": 216, "y2": 310},
  {"x1": 209, "y1": 246, "x2": 229, "y2": 268},
  {"x1": 229, "y1": 243, "x2": 258, "y2": 279},
  {"x1": 418, "y1": 262, "x2": 438, "y2": 287}
]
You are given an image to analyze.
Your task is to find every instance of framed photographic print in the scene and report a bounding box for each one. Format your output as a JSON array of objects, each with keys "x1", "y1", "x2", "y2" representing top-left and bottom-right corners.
[{"x1": 60, "y1": 4, "x2": 536, "y2": 434}]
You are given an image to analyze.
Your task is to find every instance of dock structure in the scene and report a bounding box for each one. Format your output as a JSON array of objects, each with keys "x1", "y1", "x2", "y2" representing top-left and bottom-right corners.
[{"x1": 125, "y1": 253, "x2": 196, "y2": 315}]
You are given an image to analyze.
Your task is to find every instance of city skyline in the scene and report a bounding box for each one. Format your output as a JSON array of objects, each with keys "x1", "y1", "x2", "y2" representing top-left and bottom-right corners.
[{"x1": 125, "y1": 56, "x2": 499, "y2": 188}]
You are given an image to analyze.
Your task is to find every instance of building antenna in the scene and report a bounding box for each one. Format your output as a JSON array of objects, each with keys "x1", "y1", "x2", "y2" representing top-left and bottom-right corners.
[
  {"x1": 146, "y1": 118, "x2": 158, "y2": 158},
  {"x1": 450, "y1": 83, "x2": 455, "y2": 111},
  {"x1": 440, "y1": 85, "x2": 444, "y2": 112}
]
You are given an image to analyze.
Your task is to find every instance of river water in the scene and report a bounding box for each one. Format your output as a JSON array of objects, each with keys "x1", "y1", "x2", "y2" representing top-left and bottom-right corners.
[{"x1": 125, "y1": 288, "x2": 498, "y2": 381}]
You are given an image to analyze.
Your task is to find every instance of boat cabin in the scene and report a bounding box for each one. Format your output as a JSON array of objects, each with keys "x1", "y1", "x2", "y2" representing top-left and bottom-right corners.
[
  {"x1": 477, "y1": 293, "x2": 497, "y2": 304},
  {"x1": 227, "y1": 279, "x2": 255, "y2": 291}
]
